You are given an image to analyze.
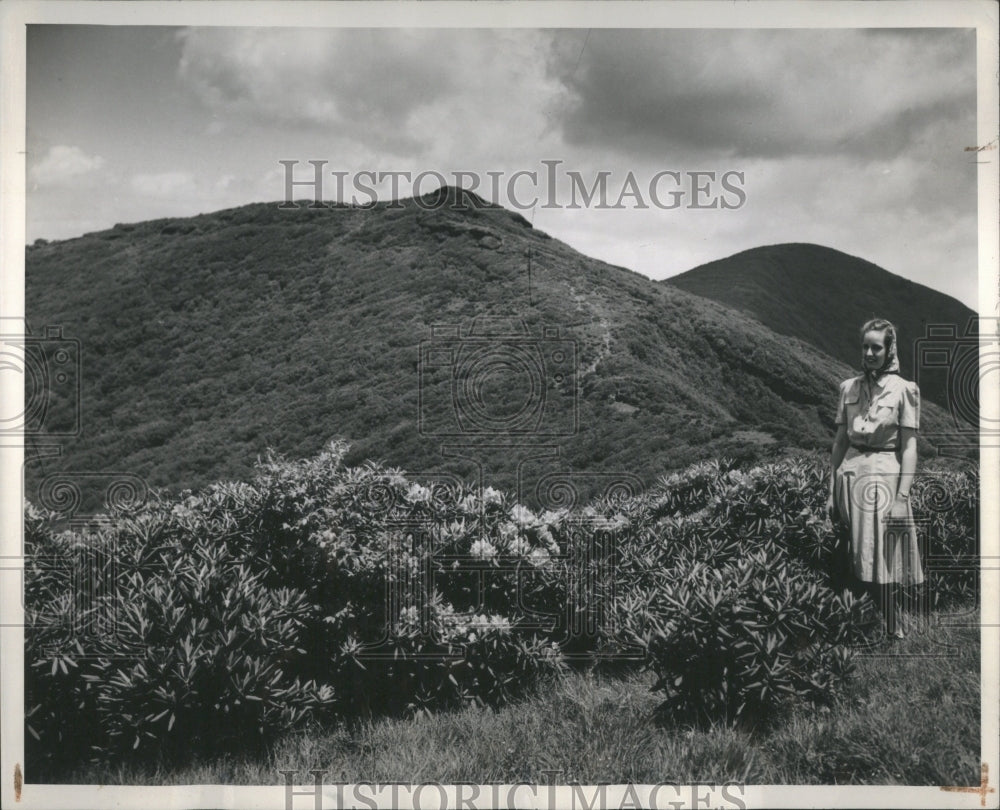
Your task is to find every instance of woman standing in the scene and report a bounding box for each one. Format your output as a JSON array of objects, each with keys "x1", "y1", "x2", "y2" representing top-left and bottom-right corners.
[{"x1": 828, "y1": 318, "x2": 923, "y2": 638}]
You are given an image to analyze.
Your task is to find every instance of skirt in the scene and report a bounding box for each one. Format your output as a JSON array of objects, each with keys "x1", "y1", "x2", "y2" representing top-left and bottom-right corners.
[{"x1": 833, "y1": 447, "x2": 924, "y2": 586}]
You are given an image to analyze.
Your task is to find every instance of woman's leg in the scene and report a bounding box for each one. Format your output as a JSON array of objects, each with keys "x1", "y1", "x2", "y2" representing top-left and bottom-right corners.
[
  {"x1": 876, "y1": 582, "x2": 900, "y2": 637},
  {"x1": 862, "y1": 581, "x2": 899, "y2": 636}
]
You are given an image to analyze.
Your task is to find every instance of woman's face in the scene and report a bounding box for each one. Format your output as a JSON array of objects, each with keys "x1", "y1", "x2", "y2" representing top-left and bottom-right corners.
[{"x1": 863, "y1": 329, "x2": 888, "y2": 371}]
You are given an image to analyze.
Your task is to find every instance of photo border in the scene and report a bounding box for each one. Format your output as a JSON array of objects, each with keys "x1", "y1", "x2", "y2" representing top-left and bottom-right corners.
[{"x1": 2, "y1": 1, "x2": 997, "y2": 808}]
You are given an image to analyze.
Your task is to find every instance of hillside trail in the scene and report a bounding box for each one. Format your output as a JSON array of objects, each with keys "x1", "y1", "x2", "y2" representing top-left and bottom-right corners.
[{"x1": 568, "y1": 284, "x2": 613, "y2": 379}]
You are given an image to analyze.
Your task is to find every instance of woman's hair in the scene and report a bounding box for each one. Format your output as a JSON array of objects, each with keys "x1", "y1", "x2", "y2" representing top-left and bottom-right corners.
[{"x1": 861, "y1": 317, "x2": 895, "y2": 351}]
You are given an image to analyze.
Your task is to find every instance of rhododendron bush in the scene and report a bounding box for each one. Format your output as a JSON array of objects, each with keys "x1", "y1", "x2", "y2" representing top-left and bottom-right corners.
[{"x1": 24, "y1": 441, "x2": 978, "y2": 771}]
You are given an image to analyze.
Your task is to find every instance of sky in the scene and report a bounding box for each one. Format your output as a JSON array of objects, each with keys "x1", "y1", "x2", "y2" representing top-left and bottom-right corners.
[{"x1": 25, "y1": 25, "x2": 980, "y2": 309}]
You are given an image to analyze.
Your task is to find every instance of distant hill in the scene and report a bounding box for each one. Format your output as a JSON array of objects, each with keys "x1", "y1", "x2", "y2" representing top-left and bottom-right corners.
[
  {"x1": 665, "y1": 243, "x2": 978, "y2": 415},
  {"x1": 23, "y1": 193, "x2": 970, "y2": 509}
]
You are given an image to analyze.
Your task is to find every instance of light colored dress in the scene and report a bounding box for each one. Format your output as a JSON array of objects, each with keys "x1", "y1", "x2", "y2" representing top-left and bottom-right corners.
[{"x1": 834, "y1": 373, "x2": 923, "y2": 585}]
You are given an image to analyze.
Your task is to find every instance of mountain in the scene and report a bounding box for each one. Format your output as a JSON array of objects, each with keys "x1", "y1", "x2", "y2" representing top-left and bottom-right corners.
[
  {"x1": 23, "y1": 191, "x2": 970, "y2": 510},
  {"x1": 664, "y1": 243, "x2": 978, "y2": 416}
]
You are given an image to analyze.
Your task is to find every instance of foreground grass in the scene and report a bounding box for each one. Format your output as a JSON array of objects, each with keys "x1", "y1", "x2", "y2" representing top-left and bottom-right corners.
[{"x1": 67, "y1": 609, "x2": 981, "y2": 786}]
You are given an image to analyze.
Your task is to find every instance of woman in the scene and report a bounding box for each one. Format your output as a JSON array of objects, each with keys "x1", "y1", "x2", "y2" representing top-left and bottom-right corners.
[{"x1": 828, "y1": 318, "x2": 923, "y2": 638}]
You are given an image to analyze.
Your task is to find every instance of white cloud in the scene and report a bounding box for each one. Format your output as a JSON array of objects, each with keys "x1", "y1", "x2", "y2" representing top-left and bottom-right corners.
[
  {"x1": 29, "y1": 145, "x2": 105, "y2": 186},
  {"x1": 131, "y1": 171, "x2": 198, "y2": 199},
  {"x1": 177, "y1": 28, "x2": 459, "y2": 154},
  {"x1": 541, "y1": 151, "x2": 978, "y2": 309},
  {"x1": 176, "y1": 28, "x2": 564, "y2": 163}
]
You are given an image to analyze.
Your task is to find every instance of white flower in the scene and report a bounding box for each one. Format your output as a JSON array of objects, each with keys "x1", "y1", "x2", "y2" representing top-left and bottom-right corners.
[
  {"x1": 497, "y1": 521, "x2": 519, "y2": 551},
  {"x1": 487, "y1": 615, "x2": 511, "y2": 633},
  {"x1": 602, "y1": 513, "x2": 630, "y2": 532},
  {"x1": 539, "y1": 509, "x2": 567, "y2": 527},
  {"x1": 529, "y1": 548, "x2": 551, "y2": 567},
  {"x1": 470, "y1": 539, "x2": 497, "y2": 560},
  {"x1": 482, "y1": 487, "x2": 503, "y2": 506},
  {"x1": 508, "y1": 534, "x2": 531, "y2": 557},
  {"x1": 509, "y1": 504, "x2": 537, "y2": 526},
  {"x1": 538, "y1": 527, "x2": 560, "y2": 554},
  {"x1": 405, "y1": 483, "x2": 431, "y2": 504},
  {"x1": 587, "y1": 514, "x2": 617, "y2": 531},
  {"x1": 458, "y1": 494, "x2": 479, "y2": 514}
]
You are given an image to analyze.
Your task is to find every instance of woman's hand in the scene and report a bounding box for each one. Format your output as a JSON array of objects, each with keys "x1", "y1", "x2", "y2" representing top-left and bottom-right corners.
[{"x1": 887, "y1": 493, "x2": 910, "y2": 520}]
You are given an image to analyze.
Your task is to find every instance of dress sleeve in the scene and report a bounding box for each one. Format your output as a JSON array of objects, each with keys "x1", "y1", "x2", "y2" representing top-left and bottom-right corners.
[{"x1": 900, "y1": 381, "x2": 920, "y2": 429}]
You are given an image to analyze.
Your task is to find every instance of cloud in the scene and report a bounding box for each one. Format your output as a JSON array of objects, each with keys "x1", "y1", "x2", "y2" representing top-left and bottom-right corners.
[
  {"x1": 550, "y1": 29, "x2": 976, "y2": 160},
  {"x1": 538, "y1": 149, "x2": 978, "y2": 309},
  {"x1": 24, "y1": 26, "x2": 978, "y2": 309},
  {"x1": 175, "y1": 28, "x2": 565, "y2": 163},
  {"x1": 131, "y1": 171, "x2": 198, "y2": 199},
  {"x1": 176, "y1": 28, "x2": 462, "y2": 154},
  {"x1": 29, "y1": 145, "x2": 105, "y2": 186}
]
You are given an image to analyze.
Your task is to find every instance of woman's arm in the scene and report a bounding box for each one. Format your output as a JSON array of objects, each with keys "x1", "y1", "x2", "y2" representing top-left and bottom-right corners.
[
  {"x1": 890, "y1": 426, "x2": 918, "y2": 518},
  {"x1": 828, "y1": 423, "x2": 849, "y2": 518}
]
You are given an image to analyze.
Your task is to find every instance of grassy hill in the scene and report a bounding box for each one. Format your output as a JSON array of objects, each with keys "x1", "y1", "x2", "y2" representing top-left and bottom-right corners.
[
  {"x1": 23, "y1": 191, "x2": 968, "y2": 507},
  {"x1": 665, "y1": 243, "x2": 978, "y2": 415}
]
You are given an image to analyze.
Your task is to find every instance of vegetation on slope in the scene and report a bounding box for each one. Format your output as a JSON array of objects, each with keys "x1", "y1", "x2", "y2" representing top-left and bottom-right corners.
[
  {"x1": 666, "y1": 242, "x2": 978, "y2": 414},
  {"x1": 24, "y1": 194, "x2": 968, "y2": 509}
]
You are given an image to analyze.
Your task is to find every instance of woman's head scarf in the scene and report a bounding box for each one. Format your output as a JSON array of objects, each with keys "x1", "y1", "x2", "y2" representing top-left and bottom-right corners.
[{"x1": 860, "y1": 318, "x2": 900, "y2": 379}]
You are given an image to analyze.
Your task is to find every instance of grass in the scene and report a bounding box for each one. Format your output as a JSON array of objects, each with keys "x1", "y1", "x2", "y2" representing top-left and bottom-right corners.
[{"x1": 63, "y1": 607, "x2": 981, "y2": 787}]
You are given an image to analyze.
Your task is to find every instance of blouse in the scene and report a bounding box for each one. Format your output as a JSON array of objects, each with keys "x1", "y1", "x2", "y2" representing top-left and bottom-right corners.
[{"x1": 835, "y1": 374, "x2": 920, "y2": 450}]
